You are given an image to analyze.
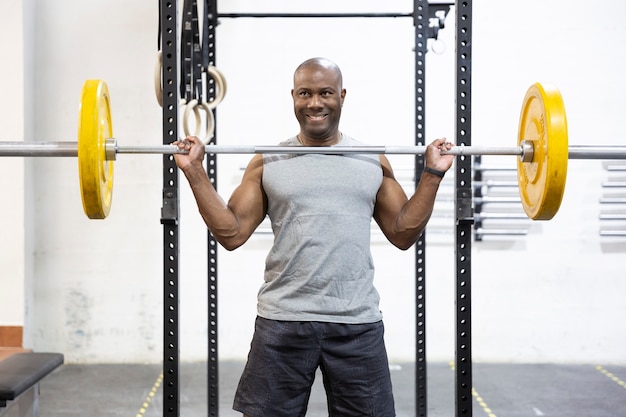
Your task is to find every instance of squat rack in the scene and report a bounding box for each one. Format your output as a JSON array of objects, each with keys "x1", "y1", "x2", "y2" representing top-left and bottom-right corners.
[{"x1": 158, "y1": 1, "x2": 473, "y2": 416}]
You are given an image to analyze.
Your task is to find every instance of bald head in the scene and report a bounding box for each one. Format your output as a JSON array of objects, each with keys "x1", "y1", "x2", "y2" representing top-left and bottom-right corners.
[{"x1": 294, "y1": 58, "x2": 343, "y2": 89}]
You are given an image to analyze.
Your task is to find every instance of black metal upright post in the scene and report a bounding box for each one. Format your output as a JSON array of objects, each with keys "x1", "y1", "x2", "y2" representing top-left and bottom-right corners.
[
  {"x1": 454, "y1": 1, "x2": 474, "y2": 416},
  {"x1": 413, "y1": 2, "x2": 429, "y2": 416},
  {"x1": 161, "y1": 0, "x2": 181, "y2": 415},
  {"x1": 205, "y1": 2, "x2": 219, "y2": 415}
]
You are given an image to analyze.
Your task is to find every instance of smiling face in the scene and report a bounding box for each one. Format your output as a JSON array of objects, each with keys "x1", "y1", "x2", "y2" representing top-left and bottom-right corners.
[{"x1": 291, "y1": 58, "x2": 346, "y2": 146}]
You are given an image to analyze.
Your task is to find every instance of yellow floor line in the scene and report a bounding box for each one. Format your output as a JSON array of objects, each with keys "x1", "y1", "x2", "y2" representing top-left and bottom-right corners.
[
  {"x1": 596, "y1": 365, "x2": 626, "y2": 390},
  {"x1": 472, "y1": 388, "x2": 497, "y2": 417},
  {"x1": 449, "y1": 361, "x2": 497, "y2": 417},
  {"x1": 136, "y1": 371, "x2": 163, "y2": 417}
]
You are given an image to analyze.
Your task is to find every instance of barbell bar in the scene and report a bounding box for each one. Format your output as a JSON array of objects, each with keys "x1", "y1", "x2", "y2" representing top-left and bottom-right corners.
[
  {"x1": 1, "y1": 141, "x2": 625, "y2": 159},
  {"x1": 1, "y1": 79, "x2": 625, "y2": 221}
]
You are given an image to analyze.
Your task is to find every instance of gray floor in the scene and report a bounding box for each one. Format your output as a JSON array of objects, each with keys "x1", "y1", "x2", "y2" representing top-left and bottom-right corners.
[{"x1": 37, "y1": 361, "x2": 626, "y2": 417}]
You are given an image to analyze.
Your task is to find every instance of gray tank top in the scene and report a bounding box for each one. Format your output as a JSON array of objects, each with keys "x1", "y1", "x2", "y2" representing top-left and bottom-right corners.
[{"x1": 259, "y1": 135, "x2": 384, "y2": 323}]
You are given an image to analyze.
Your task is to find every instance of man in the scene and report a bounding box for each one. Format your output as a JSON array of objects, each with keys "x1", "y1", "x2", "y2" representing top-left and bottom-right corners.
[{"x1": 174, "y1": 57, "x2": 455, "y2": 417}]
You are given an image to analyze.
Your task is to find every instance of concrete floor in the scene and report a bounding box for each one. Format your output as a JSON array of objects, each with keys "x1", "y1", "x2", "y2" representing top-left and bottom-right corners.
[{"x1": 37, "y1": 361, "x2": 626, "y2": 417}]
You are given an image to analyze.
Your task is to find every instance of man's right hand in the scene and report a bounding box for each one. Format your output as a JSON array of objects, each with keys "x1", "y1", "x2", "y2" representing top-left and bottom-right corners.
[{"x1": 172, "y1": 136, "x2": 206, "y2": 171}]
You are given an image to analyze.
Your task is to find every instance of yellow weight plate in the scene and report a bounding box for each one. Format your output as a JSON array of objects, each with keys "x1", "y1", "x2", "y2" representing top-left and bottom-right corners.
[
  {"x1": 517, "y1": 83, "x2": 568, "y2": 220},
  {"x1": 78, "y1": 80, "x2": 114, "y2": 219}
]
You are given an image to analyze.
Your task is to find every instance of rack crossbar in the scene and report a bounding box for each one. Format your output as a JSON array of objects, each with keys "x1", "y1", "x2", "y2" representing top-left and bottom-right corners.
[{"x1": 217, "y1": 12, "x2": 414, "y2": 19}]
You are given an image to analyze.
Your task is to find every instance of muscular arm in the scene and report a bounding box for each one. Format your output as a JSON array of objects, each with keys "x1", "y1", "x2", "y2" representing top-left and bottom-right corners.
[
  {"x1": 175, "y1": 137, "x2": 267, "y2": 250},
  {"x1": 373, "y1": 138, "x2": 454, "y2": 250}
]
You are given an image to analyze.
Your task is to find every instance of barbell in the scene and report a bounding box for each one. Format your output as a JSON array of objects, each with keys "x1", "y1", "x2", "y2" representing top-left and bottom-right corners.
[{"x1": 1, "y1": 79, "x2": 625, "y2": 220}]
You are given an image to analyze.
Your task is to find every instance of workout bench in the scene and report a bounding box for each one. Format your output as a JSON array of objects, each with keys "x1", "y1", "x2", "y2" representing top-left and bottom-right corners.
[{"x1": 0, "y1": 352, "x2": 64, "y2": 417}]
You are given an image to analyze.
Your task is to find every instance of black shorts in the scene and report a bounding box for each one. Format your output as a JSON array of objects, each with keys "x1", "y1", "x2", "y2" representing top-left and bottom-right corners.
[{"x1": 233, "y1": 317, "x2": 395, "y2": 417}]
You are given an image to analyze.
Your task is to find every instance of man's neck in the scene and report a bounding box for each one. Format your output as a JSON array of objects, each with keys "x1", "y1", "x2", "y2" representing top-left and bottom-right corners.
[{"x1": 297, "y1": 132, "x2": 342, "y2": 147}]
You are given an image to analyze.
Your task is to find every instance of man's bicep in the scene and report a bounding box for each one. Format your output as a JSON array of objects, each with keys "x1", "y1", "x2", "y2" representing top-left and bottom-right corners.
[
  {"x1": 228, "y1": 156, "x2": 268, "y2": 234},
  {"x1": 374, "y1": 173, "x2": 409, "y2": 236}
]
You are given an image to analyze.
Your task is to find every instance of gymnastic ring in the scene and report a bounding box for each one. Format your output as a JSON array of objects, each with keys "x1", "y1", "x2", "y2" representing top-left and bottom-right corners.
[
  {"x1": 154, "y1": 50, "x2": 163, "y2": 107},
  {"x1": 181, "y1": 99, "x2": 202, "y2": 140},
  {"x1": 196, "y1": 101, "x2": 215, "y2": 143},
  {"x1": 204, "y1": 65, "x2": 227, "y2": 110},
  {"x1": 183, "y1": 100, "x2": 215, "y2": 143},
  {"x1": 182, "y1": 99, "x2": 215, "y2": 143}
]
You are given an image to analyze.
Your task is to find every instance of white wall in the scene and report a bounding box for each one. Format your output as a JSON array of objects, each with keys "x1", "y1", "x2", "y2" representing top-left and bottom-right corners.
[
  {"x1": 0, "y1": 0, "x2": 35, "y2": 344},
  {"x1": 0, "y1": 0, "x2": 624, "y2": 365}
]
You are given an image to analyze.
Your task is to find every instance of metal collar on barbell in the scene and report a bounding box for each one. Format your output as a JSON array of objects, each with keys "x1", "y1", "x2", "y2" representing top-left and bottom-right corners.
[
  {"x1": 105, "y1": 138, "x2": 117, "y2": 161},
  {"x1": 519, "y1": 140, "x2": 534, "y2": 163}
]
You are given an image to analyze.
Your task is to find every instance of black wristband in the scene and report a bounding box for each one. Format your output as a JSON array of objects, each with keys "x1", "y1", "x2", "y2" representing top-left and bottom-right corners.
[{"x1": 423, "y1": 166, "x2": 446, "y2": 178}]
